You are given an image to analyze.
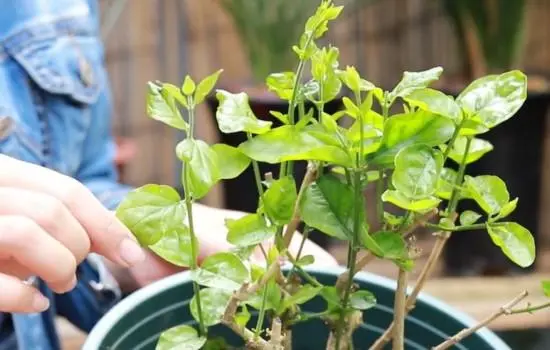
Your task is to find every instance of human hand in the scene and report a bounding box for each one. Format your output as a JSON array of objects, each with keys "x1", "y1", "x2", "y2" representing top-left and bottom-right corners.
[
  {"x1": 128, "y1": 203, "x2": 338, "y2": 287},
  {"x1": 0, "y1": 155, "x2": 145, "y2": 313}
]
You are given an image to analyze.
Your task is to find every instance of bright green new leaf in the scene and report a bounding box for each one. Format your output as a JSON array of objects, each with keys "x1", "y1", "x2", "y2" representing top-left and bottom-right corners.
[
  {"x1": 194, "y1": 69, "x2": 223, "y2": 104},
  {"x1": 177, "y1": 139, "x2": 220, "y2": 199},
  {"x1": 372, "y1": 231, "x2": 409, "y2": 260},
  {"x1": 392, "y1": 144, "x2": 443, "y2": 199},
  {"x1": 441, "y1": 137, "x2": 493, "y2": 164},
  {"x1": 369, "y1": 110, "x2": 455, "y2": 166},
  {"x1": 496, "y1": 198, "x2": 519, "y2": 220},
  {"x1": 263, "y1": 176, "x2": 297, "y2": 225},
  {"x1": 149, "y1": 227, "x2": 195, "y2": 267},
  {"x1": 301, "y1": 175, "x2": 358, "y2": 240},
  {"x1": 226, "y1": 213, "x2": 276, "y2": 247},
  {"x1": 235, "y1": 305, "x2": 251, "y2": 328},
  {"x1": 337, "y1": 66, "x2": 376, "y2": 93},
  {"x1": 346, "y1": 110, "x2": 384, "y2": 155},
  {"x1": 465, "y1": 175, "x2": 510, "y2": 215},
  {"x1": 382, "y1": 190, "x2": 441, "y2": 212},
  {"x1": 436, "y1": 168, "x2": 458, "y2": 200},
  {"x1": 388, "y1": 67, "x2": 443, "y2": 101},
  {"x1": 297, "y1": 255, "x2": 315, "y2": 266},
  {"x1": 182, "y1": 75, "x2": 196, "y2": 96},
  {"x1": 156, "y1": 325, "x2": 206, "y2": 350},
  {"x1": 146, "y1": 82, "x2": 188, "y2": 131},
  {"x1": 310, "y1": 46, "x2": 342, "y2": 102},
  {"x1": 404, "y1": 88, "x2": 461, "y2": 123},
  {"x1": 210, "y1": 144, "x2": 250, "y2": 180},
  {"x1": 162, "y1": 83, "x2": 188, "y2": 108},
  {"x1": 215, "y1": 90, "x2": 272, "y2": 134},
  {"x1": 359, "y1": 226, "x2": 384, "y2": 257},
  {"x1": 191, "y1": 252, "x2": 249, "y2": 291},
  {"x1": 281, "y1": 285, "x2": 322, "y2": 312},
  {"x1": 239, "y1": 125, "x2": 353, "y2": 167},
  {"x1": 459, "y1": 117, "x2": 490, "y2": 136},
  {"x1": 350, "y1": 290, "x2": 376, "y2": 310},
  {"x1": 542, "y1": 281, "x2": 550, "y2": 298},
  {"x1": 342, "y1": 97, "x2": 361, "y2": 118},
  {"x1": 487, "y1": 222, "x2": 535, "y2": 268},
  {"x1": 269, "y1": 111, "x2": 290, "y2": 125},
  {"x1": 266, "y1": 72, "x2": 295, "y2": 101},
  {"x1": 304, "y1": 1, "x2": 343, "y2": 40},
  {"x1": 320, "y1": 287, "x2": 341, "y2": 309},
  {"x1": 116, "y1": 184, "x2": 185, "y2": 246},
  {"x1": 246, "y1": 280, "x2": 282, "y2": 312},
  {"x1": 459, "y1": 210, "x2": 482, "y2": 226},
  {"x1": 457, "y1": 70, "x2": 527, "y2": 128},
  {"x1": 190, "y1": 288, "x2": 231, "y2": 327}
]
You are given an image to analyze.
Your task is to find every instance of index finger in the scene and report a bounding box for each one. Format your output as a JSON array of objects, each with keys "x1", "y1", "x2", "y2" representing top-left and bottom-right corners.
[{"x1": 0, "y1": 155, "x2": 145, "y2": 267}]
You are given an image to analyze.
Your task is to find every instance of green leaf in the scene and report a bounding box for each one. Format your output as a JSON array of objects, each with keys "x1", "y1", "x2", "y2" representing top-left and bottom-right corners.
[
  {"x1": 269, "y1": 111, "x2": 290, "y2": 125},
  {"x1": 226, "y1": 213, "x2": 276, "y2": 247},
  {"x1": 182, "y1": 75, "x2": 196, "y2": 96},
  {"x1": 441, "y1": 137, "x2": 493, "y2": 164},
  {"x1": 215, "y1": 90, "x2": 272, "y2": 134},
  {"x1": 436, "y1": 168, "x2": 457, "y2": 200},
  {"x1": 404, "y1": 88, "x2": 461, "y2": 123},
  {"x1": 263, "y1": 176, "x2": 297, "y2": 225},
  {"x1": 156, "y1": 325, "x2": 206, "y2": 350},
  {"x1": 149, "y1": 227, "x2": 195, "y2": 267},
  {"x1": 372, "y1": 231, "x2": 409, "y2": 260},
  {"x1": 457, "y1": 70, "x2": 527, "y2": 128},
  {"x1": 235, "y1": 305, "x2": 251, "y2": 328},
  {"x1": 281, "y1": 285, "x2": 322, "y2": 312},
  {"x1": 162, "y1": 83, "x2": 188, "y2": 108},
  {"x1": 392, "y1": 144, "x2": 443, "y2": 199},
  {"x1": 177, "y1": 139, "x2": 220, "y2": 199},
  {"x1": 304, "y1": 1, "x2": 343, "y2": 40},
  {"x1": 194, "y1": 69, "x2": 223, "y2": 104},
  {"x1": 496, "y1": 198, "x2": 519, "y2": 220},
  {"x1": 487, "y1": 222, "x2": 535, "y2": 268},
  {"x1": 459, "y1": 210, "x2": 482, "y2": 226},
  {"x1": 465, "y1": 175, "x2": 510, "y2": 215},
  {"x1": 146, "y1": 82, "x2": 188, "y2": 131},
  {"x1": 246, "y1": 280, "x2": 281, "y2": 311},
  {"x1": 369, "y1": 110, "x2": 455, "y2": 166},
  {"x1": 320, "y1": 287, "x2": 341, "y2": 309},
  {"x1": 301, "y1": 175, "x2": 358, "y2": 240},
  {"x1": 389, "y1": 67, "x2": 443, "y2": 101},
  {"x1": 337, "y1": 66, "x2": 376, "y2": 93},
  {"x1": 350, "y1": 290, "x2": 376, "y2": 310},
  {"x1": 191, "y1": 252, "x2": 249, "y2": 291},
  {"x1": 310, "y1": 46, "x2": 342, "y2": 102},
  {"x1": 239, "y1": 125, "x2": 352, "y2": 167},
  {"x1": 346, "y1": 110, "x2": 384, "y2": 156},
  {"x1": 297, "y1": 255, "x2": 315, "y2": 266},
  {"x1": 542, "y1": 281, "x2": 550, "y2": 297},
  {"x1": 210, "y1": 144, "x2": 250, "y2": 180},
  {"x1": 116, "y1": 185, "x2": 185, "y2": 246},
  {"x1": 382, "y1": 190, "x2": 441, "y2": 212},
  {"x1": 266, "y1": 72, "x2": 295, "y2": 101},
  {"x1": 190, "y1": 288, "x2": 231, "y2": 327}
]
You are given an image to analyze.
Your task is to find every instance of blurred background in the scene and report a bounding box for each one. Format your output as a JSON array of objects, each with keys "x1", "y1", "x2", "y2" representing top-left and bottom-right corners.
[{"x1": 61, "y1": 0, "x2": 550, "y2": 348}]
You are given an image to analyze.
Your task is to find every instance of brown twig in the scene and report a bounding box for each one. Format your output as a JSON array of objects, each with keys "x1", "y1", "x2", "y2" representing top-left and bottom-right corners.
[
  {"x1": 268, "y1": 318, "x2": 284, "y2": 350},
  {"x1": 325, "y1": 310, "x2": 363, "y2": 350},
  {"x1": 432, "y1": 291, "x2": 529, "y2": 350},
  {"x1": 393, "y1": 269, "x2": 408, "y2": 350}
]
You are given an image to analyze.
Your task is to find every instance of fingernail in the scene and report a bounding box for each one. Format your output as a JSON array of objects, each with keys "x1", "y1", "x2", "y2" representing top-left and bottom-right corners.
[
  {"x1": 33, "y1": 294, "x2": 50, "y2": 312},
  {"x1": 119, "y1": 238, "x2": 146, "y2": 266}
]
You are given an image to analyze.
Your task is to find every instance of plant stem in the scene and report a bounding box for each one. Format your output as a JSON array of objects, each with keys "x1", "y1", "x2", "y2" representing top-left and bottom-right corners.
[
  {"x1": 511, "y1": 301, "x2": 550, "y2": 314},
  {"x1": 432, "y1": 291, "x2": 528, "y2": 350},
  {"x1": 376, "y1": 169, "x2": 384, "y2": 224},
  {"x1": 248, "y1": 132, "x2": 265, "y2": 202},
  {"x1": 425, "y1": 222, "x2": 486, "y2": 232},
  {"x1": 255, "y1": 285, "x2": 269, "y2": 339},
  {"x1": 447, "y1": 136, "x2": 472, "y2": 215},
  {"x1": 393, "y1": 269, "x2": 408, "y2": 350}
]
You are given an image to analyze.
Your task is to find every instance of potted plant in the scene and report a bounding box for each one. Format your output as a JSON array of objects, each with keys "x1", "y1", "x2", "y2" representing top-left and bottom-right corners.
[
  {"x1": 439, "y1": 0, "x2": 550, "y2": 276},
  {"x1": 85, "y1": 1, "x2": 550, "y2": 349}
]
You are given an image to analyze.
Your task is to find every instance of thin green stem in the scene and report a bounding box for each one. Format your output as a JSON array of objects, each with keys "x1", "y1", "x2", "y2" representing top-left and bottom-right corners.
[
  {"x1": 187, "y1": 97, "x2": 195, "y2": 140},
  {"x1": 289, "y1": 310, "x2": 331, "y2": 325},
  {"x1": 247, "y1": 133, "x2": 265, "y2": 202},
  {"x1": 447, "y1": 136, "x2": 473, "y2": 215},
  {"x1": 254, "y1": 284, "x2": 269, "y2": 339},
  {"x1": 511, "y1": 302, "x2": 550, "y2": 314},
  {"x1": 425, "y1": 222, "x2": 486, "y2": 232},
  {"x1": 376, "y1": 169, "x2": 384, "y2": 224}
]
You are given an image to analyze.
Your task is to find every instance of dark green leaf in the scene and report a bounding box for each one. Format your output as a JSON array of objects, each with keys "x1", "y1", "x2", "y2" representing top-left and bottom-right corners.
[
  {"x1": 266, "y1": 72, "x2": 295, "y2": 101},
  {"x1": 226, "y1": 213, "x2": 276, "y2": 247},
  {"x1": 116, "y1": 185, "x2": 185, "y2": 245},
  {"x1": 542, "y1": 281, "x2": 550, "y2": 298},
  {"x1": 459, "y1": 210, "x2": 482, "y2": 226},
  {"x1": 182, "y1": 75, "x2": 196, "y2": 96},
  {"x1": 190, "y1": 288, "x2": 231, "y2": 327},
  {"x1": 150, "y1": 227, "x2": 195, "y2": 267},
  {"x1": 263, "y1": 176, "x2": 297, "y2": 225},
  {"x1": 441, "y1": 137, "x2": 493, "y2": 164},
  {"x1": 382, "y1": 190, "x2": 441, "y2": 212},
  {"x1": 210, "y1": 143, "x2": 250, "y2": 180},
  {"x1": 239, "y1": 125, "x2": 353, "y2": 167},
  {"x1": 392, "y1": 144, "x2": 443, "y2": 199},
  {"x1": 177, "y1": 139, "x2": 220, "y2": 199},
  {"x1": 350, "y1": 290, "x2": 376, "y2": 310},
  {"x1": 191, "y1": 252, "x2": 249, "y2": 291},
  {"x1": 457, "y1": 70, "x2": 527, "y2": 128},
  {"x1": 389, "y1": 67, "x2": 443, "y2": 101},
  {"x1": 281, "y1": 285, "x2": 322, "y2": 311},
  {"x1": 301, "y1": 175, "x2": 358, "y2": 240},
  {"x1": 372, "y1": 231, "x2": 409, "y2": 260},
  {"x1": 404, "y1": 88, "x2": 461, "y2": 123},
  {"x1": 369, "y1": 110, "x2": 455, "y2": 166},
  {"x1": 487, "y1": 222, "x2": 535, "y2": 268},
  {"x1": 195, "y1": 69, "x2": 223, "y2": 104},
  {"x1": 156, "y1": 325, "x2": 206, "y2": 350},
  {"x1": 465, "y1": 175, "x2": 510, "y2": 215},
  {"x1": 146, "y1": 82, "x2": 188, "y2": 130},
  {"x1": 215, "y1": 90, "x2": 272, "y2": 134}
]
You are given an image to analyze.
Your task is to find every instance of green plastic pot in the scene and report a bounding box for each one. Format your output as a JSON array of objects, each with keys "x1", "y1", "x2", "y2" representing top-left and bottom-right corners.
[{"x1": 84, "y1": 266, "x2": 510, "y2": 349}]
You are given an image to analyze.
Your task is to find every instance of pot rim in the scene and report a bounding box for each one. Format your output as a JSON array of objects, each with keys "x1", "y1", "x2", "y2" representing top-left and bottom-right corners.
[{"x1": 84, "y1": 265, "x2": 510, "y2": 350}]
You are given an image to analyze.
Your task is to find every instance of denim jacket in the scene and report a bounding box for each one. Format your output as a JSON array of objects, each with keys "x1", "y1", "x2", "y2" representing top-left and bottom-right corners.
[{"x1": 0, "y1": 1, "x2": 130, "y2": 349}]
